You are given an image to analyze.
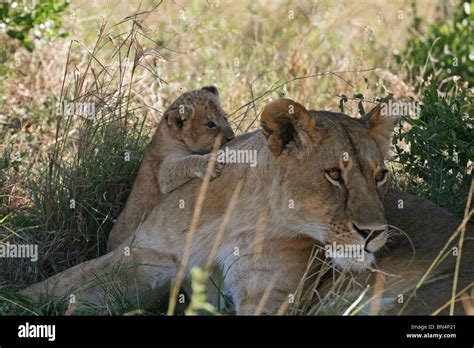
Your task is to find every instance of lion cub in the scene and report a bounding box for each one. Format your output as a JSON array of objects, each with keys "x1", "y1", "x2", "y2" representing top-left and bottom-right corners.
[{"x1": 107, "y1": 86, "x2": 234, "y2": 251}]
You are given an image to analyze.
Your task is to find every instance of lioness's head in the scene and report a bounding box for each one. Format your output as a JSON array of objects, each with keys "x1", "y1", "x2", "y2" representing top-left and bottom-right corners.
[
  {"x1": 261, "y1": 99, "x2": 397, "y2": 271},
  {"x1": 164, "y1": 86, "x2": 235, "y2": 153}
]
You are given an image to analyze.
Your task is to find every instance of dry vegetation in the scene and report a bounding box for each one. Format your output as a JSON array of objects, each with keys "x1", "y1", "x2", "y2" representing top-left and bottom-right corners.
[{"x1": 0, "y1": 0, "x2": 471, "y2": 315}]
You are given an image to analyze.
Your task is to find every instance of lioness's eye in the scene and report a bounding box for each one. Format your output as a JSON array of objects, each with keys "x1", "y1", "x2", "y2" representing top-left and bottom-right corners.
[
  {"x1": 326, "y1": 168, "x2": 341, "y2": 181},
  {"x1": 375, "y1": 170, "x2": 387, "y2": 182},
  {"x1": 206, "y1": 121, "x2": 217, "y2": 129}
]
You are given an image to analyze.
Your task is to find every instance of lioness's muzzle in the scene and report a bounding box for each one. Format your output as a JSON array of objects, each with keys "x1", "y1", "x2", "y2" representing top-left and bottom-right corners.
[{"x1": 353, "y1": 224, "x2": 388, "y2": 253}]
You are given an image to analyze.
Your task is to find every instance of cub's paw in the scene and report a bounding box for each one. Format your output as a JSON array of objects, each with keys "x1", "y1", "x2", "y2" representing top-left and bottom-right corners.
[
  {"x1": 195, "y1": 153, "x2": 224, "y2": 180},
  {"x1": 212, "y1": 158, "x2": 225, "y2": 178}
]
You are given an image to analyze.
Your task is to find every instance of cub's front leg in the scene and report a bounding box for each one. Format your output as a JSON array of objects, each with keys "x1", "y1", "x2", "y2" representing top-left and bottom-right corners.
[{"x1": 157, "y1": 154, "x2": 224, "y2": 194}]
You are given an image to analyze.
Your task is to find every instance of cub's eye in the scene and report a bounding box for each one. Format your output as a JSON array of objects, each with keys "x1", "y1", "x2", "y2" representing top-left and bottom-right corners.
[
  {"x1": 375, "y1": 170, "x2": 388, "y2": 183},
  {"x1": 206, "y1": 121, "x2": 217, "y2": 129},
  {"x1": 326, "y1": 168, "x2": 342, "y2": 181}
]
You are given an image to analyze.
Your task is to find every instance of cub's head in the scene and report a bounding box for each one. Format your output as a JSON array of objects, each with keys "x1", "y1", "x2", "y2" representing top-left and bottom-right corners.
[
  {"x1": 261, "y1": 99, "x2": 397, "y2": 271},
  {"x1": 163, "y1": 86, "x2": 235, "y2": 153}
]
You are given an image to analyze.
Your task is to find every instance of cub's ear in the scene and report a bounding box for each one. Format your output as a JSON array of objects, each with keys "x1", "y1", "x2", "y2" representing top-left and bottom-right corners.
[
  {"x1": 164, "y1": 104, "x2": 195, "y2": 130},
  {"x1": 361, "y1": 101, "x2": 398, "y2": 158},
  {"x1": 260, "y1": 99, "x2": 319, "y2": 158},
  {"x1": 202, "y1": 85, "x2": 219, "y2": 96}
]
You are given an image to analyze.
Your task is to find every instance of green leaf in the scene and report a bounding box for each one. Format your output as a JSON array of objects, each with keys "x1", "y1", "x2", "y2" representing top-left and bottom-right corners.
[
  {"x1": 358, "y1": 101, "x2": 365, "y2": 116},
  {"x1": 339, "y1": 94, "x2": 348, "y2": 112},
  {"x1": 0, "y1": 3, "x2": 8, "y2": 20}
]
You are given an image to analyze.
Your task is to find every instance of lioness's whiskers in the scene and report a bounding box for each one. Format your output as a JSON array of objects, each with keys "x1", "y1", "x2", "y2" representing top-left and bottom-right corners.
[{"x1": 382, "y1": 224, "x2": 417, "y2": 265}]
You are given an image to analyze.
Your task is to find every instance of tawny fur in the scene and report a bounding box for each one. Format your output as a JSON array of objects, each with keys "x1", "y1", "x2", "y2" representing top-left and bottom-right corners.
[
  {"x1": 21, "y1": 99, "x2": 472, "y2": 315},
  {"x1": 107, "y1": 87, "x2": 234, "y2": 251}
]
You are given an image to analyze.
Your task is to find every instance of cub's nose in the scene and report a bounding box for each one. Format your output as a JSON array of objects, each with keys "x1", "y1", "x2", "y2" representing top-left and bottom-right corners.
[{"x1": 225, "y1": 129, "x2": 235, "y2": 141}]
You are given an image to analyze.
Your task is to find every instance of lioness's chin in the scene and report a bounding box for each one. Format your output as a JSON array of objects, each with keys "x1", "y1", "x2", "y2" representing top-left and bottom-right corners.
[{"x1": 331, "y1": 252, "x2": 374, "y2": 272}]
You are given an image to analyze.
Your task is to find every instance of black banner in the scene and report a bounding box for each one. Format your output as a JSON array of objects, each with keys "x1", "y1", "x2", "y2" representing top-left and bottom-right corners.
[{"x1": 0, "y1": 316, "x2": 472, "y2": 346}]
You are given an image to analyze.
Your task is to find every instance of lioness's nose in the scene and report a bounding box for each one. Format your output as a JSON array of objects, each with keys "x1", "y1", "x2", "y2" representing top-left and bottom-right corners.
[
  {"x1": 352, "y1": 223, "x2": 386, "y2": 240},
  {"x1": 352, "y1": 223, "x2": 388, "y2": 253}
]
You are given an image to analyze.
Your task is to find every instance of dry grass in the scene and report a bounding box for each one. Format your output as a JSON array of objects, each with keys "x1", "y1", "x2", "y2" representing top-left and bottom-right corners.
[{"x1": 0, "y1": 0, "x2": 470, "y2": 315}]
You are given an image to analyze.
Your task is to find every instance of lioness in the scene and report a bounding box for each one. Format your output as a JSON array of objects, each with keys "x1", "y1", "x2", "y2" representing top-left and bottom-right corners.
[
  {"x1": 22, "y1": 98, "x2": 401, "y2": 314},
  {"x1": 107, "y1": 86, "x2": 235, "y2": 251}
]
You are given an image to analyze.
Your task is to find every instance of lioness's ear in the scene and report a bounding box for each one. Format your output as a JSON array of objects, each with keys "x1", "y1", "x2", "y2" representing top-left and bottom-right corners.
[
  {"x1": 165, "y1": 104, "x2": 194, "y2": 130},
  {"x1": 260, "y1": 99, "x2": 318, "y2": 158},
  {"x1": 362, "y1": 103, "x2": 398, "y2": 158}
]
